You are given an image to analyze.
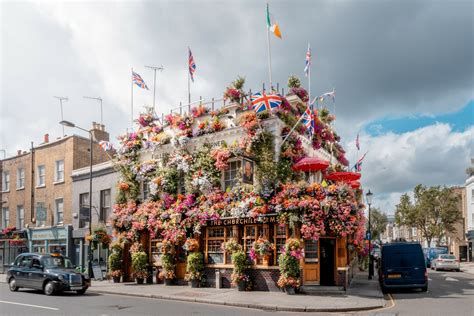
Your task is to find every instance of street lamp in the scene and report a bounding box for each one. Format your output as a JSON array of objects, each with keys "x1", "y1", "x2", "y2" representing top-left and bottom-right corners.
[
  {"x1": 366, "y1": 189, "x2": 374, "y2": 280},
  {"x1": 60, "y1": 120, "x2": 93, "y2": 279}
]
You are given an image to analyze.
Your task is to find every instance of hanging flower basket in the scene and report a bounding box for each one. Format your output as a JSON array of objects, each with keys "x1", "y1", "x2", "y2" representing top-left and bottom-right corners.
[{"x1": 86, "y1": 226, "x2": 111, "y2": 250}]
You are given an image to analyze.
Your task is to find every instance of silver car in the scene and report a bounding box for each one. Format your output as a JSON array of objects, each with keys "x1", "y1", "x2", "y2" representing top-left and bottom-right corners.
[{"x1": 431, "y1": 254, "x2": 460, "y2": 272}]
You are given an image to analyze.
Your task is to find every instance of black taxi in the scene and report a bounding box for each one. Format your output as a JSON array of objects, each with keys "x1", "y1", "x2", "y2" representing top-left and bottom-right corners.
[{"x1": 6, "y1": 252, "x2": 90, "y2": 295}]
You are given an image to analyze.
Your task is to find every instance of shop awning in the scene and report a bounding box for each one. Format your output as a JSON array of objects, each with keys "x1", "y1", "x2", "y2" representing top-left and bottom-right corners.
[
  {"x1": 292, "y1": 157, "x2": 330, "y2": 172},
  {"x1": 324, "y1": 171, "x2": 361, "y2": 182}
]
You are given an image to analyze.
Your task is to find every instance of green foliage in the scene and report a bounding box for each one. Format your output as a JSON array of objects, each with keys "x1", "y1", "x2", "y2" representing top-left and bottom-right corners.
[
  {"x1": 232, "y1": 76, "x2": 246, "y2": 90},
  {"x1": 395, "y1": 184, "x2": 462, "y2": 246},
  {"x1": 287, "y1": 75, "x2": 301, "y2": 89},
  {"x1": 231, "y1": 250, "x2": 250, "y2": 274},
  {"x1": 108, "y1": 252, "x2": 122, "y2": 272},
  {"x1": 251, "y1": 130, "x2": 278, "y2": 194},
  {"x1": 278, "y1": 254, "x2": 300, "y2": 278},
  {"x1": 368, "y1": 207, "x2": 388, "y2": 242},
  {"x1": 185, "y1": 252, "x2": 204, "y2": 281},
  {"x1": 161, "y1": 253, "x2": 176, "y2": 275},
  {"x1": 160, "y1": 167, "x2": 179, "y2": 194},
  {"x1": 131, "y1": 251, "x2": 148, "y2": 275}
]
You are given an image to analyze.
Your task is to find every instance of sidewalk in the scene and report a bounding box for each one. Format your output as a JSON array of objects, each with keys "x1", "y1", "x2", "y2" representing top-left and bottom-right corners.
[
  {"x1": 460, "y1": 262, "x2": 474, "y2": 274},
  {"x1": 87, "y1": 271, "x2": 385, "y2": 312},
  {"x1": 1, "y1": 271, "x2": 385, "y2": 312}
]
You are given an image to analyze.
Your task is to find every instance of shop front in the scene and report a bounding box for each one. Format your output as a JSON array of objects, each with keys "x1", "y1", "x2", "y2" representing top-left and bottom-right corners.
[
  {"x1": 27, "y1": 225, "x2": 73, "y2": 257},
  {"x1": 0, "y1": 228, "x2": 28, "y2": 273}
]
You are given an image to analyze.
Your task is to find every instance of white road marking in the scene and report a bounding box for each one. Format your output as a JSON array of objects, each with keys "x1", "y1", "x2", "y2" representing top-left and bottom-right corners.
[
  {"x1": 0, "y1": 300, "x2": 59, "y2": 311},
  {"x1": 445, "y1": 277, "x2": 459, "y2": 281}
]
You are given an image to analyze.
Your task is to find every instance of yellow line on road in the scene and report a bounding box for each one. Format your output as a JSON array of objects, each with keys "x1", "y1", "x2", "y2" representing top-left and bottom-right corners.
[{"x1": 0, "y1": 300, "x2": 59, "y2": 310}]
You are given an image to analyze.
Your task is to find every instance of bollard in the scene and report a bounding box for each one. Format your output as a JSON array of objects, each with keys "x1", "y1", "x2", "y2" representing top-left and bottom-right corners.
[{"x1": 215, "y1": 269, "x2": 221, "y2": 288}]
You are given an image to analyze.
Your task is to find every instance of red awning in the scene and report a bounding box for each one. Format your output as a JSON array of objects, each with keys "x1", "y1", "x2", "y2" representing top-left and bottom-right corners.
[
  {"x1": 324, "y1": 171, "x2": 361, "y2": 182},
  {"x1": 350, "y1": 180, "x2": 361, "y2": 189},
  {"x1": 292, "y1": 157, "x2": 330, "y2": 172}
]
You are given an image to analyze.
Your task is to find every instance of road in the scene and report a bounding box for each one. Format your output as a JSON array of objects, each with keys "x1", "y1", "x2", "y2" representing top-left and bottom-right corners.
[
  {"x1": 355, "y1": 269, "x2": 474, "y2": 316},
  {"x1": 1, "y1": 270, "x2": 473, "y2": 316}
]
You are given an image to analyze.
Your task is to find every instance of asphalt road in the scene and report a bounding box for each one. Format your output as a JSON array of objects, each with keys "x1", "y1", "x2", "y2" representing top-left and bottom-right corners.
[
  {"x1": 1, "y1": 270, "x2": 473, "y2": 316},
  {"x1": 352, "y1": 269, "x2": 474, "y2": 316}
]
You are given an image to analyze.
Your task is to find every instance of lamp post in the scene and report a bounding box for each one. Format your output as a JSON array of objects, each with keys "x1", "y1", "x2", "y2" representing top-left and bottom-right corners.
[
  {"x1": 60, "y1": 120, "x2": 93, "y2": 279},
  {"x1": 366, "y1": 189, "x2": 374, "y2": 280}
]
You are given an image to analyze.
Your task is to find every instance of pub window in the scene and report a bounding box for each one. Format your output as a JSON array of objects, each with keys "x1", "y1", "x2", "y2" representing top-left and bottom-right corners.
[
  {"x1": 304, "y1": 240, "x2": 318, "y2": 263},
  {"x1": 224, "y1": 160, "x2": 241, "y2": 190},
  {"x1": 142, "y1": 181, "x2": 150, "y2": 200},
  {"x1": 207, "y1": 227, "x2": 225, "y2": 264},
  {"x1": 151, "y1": 239, "x2": 163, "y2": 265},
  {"x1": 275, "y1": 224, "x2": 288, "y2": 264},
  {"x1": 177, "y1": 175, "x2": 186, "y2": 194}
]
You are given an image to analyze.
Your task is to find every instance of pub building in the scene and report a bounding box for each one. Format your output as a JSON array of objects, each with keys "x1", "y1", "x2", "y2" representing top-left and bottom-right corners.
[{"x1": 112, "y1": 83, "x2": 365, "y2": 291}]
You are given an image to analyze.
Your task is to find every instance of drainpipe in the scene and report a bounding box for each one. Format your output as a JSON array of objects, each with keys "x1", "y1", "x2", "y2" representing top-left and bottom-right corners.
[{"x1": 30, "y1": 142, "x2": 35, "y2": 231}]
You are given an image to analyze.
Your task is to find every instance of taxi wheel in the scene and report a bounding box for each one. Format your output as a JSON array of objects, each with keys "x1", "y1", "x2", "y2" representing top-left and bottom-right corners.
[
  {"x1": 9, "y1": 278, "x2": 19, "y2": 292},
  {"x1": 44, "y1": 281, "x2": 55, "y2": 296},
  {"x1": 76, "y1": 289, "x2": 87, "y2": 295}
]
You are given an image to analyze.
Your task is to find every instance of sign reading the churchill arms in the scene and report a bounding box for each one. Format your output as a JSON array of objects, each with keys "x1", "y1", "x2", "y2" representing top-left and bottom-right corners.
[{"x1": 205, "y1": 215, "x2": 278, "y2": 227}]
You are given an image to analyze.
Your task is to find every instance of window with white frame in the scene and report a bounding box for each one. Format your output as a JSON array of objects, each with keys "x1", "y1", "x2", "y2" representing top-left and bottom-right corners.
[
  {"x1": 100, "y1": 189, "x2": 111, "y2": 222},
  {"x1": 55, "y1": 160, "x2": 64, "y2": 182},
  {"x1": 79, "y1": 193, "x2": 89, "y2": 228},
  {"x1": 2, "y1": 208, "x2": 9, "y2": 228},
  {"x1": 36, "y1": 202, "x2": 46, "y2": 227},
  {"x1": 2, "y1": 171, "x2": 10, "y2": 191},
  {"x1": 224, "y1": 160, "x2": 242, "y2": 190},
  {"x1": 55, "y1": 198, "x2": 64, "y2": 224},
  {"x1": 37, "y1": 165, "x2": 45, "y2": 187},
  {"x1": 16, "y1": 168, "x2": 25, "y2": 189},
  {"x1": 16, "y1": 205, "x2": 24, "y2": 230}
]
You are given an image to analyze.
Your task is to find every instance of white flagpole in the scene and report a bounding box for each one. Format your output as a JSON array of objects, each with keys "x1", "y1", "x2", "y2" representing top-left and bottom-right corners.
[
  {"x1": 187, "y1": 47, "x2": 191, "y2": 106},
  {"x1": 266, "y1": 2, "x2": 273, "y2": 90},
  {"x1": 308, "y1": 43, "x2": 311, "y2": 109},
  {"x1": 131, "y1": 67, "x2": 134, "y2": 129},
  {"x1": 280, "y1": 113, "x2": 305, "y2": 147}
]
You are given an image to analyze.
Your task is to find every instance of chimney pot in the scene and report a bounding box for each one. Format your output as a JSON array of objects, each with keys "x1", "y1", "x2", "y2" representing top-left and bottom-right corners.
[
  {"x1": 44, "y1": 134, "x2": 49, "y2": 143},
  {"x1": 17, "y1": 150, "x2": 21, "y2": 155},
  {"x1": 100, "y1": 124, "x2": 105, "y2": 131}
]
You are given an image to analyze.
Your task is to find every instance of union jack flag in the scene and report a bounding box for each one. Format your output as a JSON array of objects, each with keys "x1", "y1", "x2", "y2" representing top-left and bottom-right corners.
[
  {"x1": 301, "y1": 107, "x2": 314, "y2": 136},
  {"x1": 251, "y1": 92, "x2": 282, "y2": 113},
  {"x1": 304, "y1": 44, "x2": 311, "y2": 76},
  {"x1": 99, "y1": 141, "x2": 114, "y2": 151},
  {"x1": 353, "y1": 151, "x2": 368, "y2": 172},
  {"x1": 188, "y1": 47, "x2": 196, "y2": 82},
  {"x1": 132, "y1": 71, "x2": 149, "y2": 90}
]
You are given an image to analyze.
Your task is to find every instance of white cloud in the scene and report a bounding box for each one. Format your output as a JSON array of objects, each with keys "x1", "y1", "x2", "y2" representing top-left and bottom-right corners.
[{"x1": 345, "y1": 124, "x2": 473, "y2": 214}]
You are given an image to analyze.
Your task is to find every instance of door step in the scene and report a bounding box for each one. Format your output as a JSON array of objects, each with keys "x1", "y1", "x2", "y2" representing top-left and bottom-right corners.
[{"x1": 300, "y1": 285, "x2": 346, "y2": 295}]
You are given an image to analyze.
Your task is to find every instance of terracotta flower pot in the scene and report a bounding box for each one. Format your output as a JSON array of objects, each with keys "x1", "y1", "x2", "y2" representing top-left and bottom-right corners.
[{"x1": 112, "y1": 276, "x2": 121, "y2": 283}]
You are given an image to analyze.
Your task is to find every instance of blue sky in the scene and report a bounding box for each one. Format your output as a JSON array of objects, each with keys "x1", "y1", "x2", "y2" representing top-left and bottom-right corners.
[{"x1": 365, "y1": 100, "x2": 473, "y2": 136}]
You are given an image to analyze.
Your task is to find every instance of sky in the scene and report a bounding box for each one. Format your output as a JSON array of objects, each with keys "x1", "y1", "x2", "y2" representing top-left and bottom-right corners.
[{"x1": 1, "y1": 0, "x2": 473, "y2": 214}]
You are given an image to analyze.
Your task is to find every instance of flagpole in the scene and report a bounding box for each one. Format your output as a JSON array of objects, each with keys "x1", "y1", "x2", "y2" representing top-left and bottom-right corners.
[
  {"x1": 308, "y1": 43, "x2": 311, "y2": 109},
  {"x1": 187, "y1": 47, "x2": 191, "y2": 105},
  {"x1": 266, "y1": 2, "x2": 273, "y2": 90},
  {"x1": 280, "y1": 113, "x2": 304, "y2": 147},
  {"x1": 131, "y1": 67, "x2": 134, "y2": 129}
]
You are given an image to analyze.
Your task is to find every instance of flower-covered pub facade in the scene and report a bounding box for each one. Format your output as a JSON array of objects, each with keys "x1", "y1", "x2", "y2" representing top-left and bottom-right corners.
[{"x1": 111, "y1": 77, "x2": 366, "y2": 291}]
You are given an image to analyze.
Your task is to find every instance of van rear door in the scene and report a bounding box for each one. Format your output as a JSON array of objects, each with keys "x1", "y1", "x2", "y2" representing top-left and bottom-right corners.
[{"x1": 382, "y1": 244, "x2": 425, "y2": 286}]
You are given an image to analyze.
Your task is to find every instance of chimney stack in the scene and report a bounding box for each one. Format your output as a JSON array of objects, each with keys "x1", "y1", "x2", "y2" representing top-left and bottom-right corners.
[
  {"x1": 90, "y1": 121, "x2": 109, "y2": 142},
  {"x1": 44, "y1": 134, "x2": 49, "y2": 144},
  {"x1": 17, "y1": 150, "x2": 22, "y2": 155}
]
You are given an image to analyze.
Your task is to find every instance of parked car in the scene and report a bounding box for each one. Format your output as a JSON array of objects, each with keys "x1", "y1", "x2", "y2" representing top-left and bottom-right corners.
[
  {"x1": 431, "y1": 254, "x2": 460, "y2": 272},
  {"x1": 379, "y1": 242, "x2": 428, "y2": 293},
  {"x1": 6, "y1": 252, "x2": 90, "y2": 296},
  {"x1": 424, "y1": 247, "x2": 448, "y2": 267}
]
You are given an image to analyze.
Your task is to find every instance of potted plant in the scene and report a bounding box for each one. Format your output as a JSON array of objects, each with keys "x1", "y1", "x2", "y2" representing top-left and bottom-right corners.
[
  {"x1": 185, "y1": 252, "x2": 203, "y2": 288},
  {"x1": 249, "y1": 237, "x2": 274, "y2": 266},
  {"x1": 86, "y1": 225, "x2": 112, "y2": 250},
  {"x1": 159, "y1": 253, "x2": 176, "y2": 285},
  {"x1": 108, "y1": 243, "x2": 123, "y2": 283},
  {"x1": 131, "y1": 243, "x2": 148, "y2": 284},
  {"x1": 277, "y1": 238, "x2": 303, "y2": 295},
  {"x1": 230, "y1": 250, "x2": 251, "y2": 291}
]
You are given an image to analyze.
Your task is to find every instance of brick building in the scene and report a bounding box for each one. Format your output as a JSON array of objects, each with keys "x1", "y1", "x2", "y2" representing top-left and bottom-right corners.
[{"x1": 0, "y1": 123, "x2": 110, "y2": 270}]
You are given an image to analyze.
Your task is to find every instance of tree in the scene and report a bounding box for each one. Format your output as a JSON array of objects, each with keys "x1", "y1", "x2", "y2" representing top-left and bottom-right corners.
[
  {"x1": 367, "y1": 207, "x2": 388, "y2": 242},
  {"x1": 395, "y1": 184, "x2": 461, "y2": 247}
]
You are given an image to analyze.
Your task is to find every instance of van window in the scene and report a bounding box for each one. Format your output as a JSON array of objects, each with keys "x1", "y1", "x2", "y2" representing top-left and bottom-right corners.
[{"x1": 383, "y1": 246, "x2": 424, "y2": 268}]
